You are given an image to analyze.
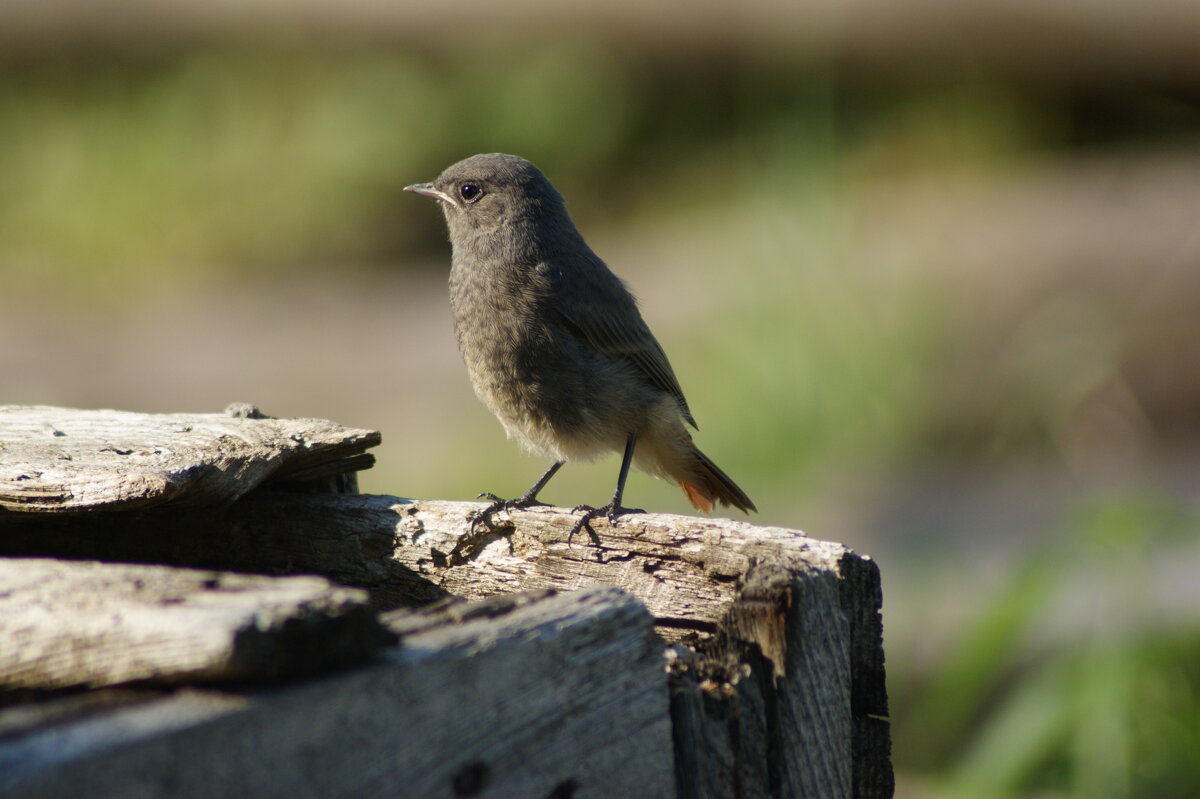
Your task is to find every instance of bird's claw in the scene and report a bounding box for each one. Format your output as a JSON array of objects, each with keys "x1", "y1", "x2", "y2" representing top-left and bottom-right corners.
[
  {"x1": 468, "y1": 492, "x2": 547, "y2": 532},
  {"x1": 467, "y1": 494, "x2": 508, "y2": 532},
  {"x1": 567, "y1": 503, "x2": 645, "y2": 544}
]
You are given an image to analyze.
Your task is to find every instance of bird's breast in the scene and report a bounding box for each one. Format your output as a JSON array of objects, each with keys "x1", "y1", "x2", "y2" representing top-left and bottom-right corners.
[{"x1": 449, "y1": 261, "x2": 557, "y2": 404}]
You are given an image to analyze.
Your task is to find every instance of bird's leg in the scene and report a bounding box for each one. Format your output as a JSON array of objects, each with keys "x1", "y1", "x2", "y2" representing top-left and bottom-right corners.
[
  {"x1": 569, "y1": 433, "x2": 643, "y2": 543},
  {"x1": 471, "y1": 460, "x2": 564, "y2": 529}
]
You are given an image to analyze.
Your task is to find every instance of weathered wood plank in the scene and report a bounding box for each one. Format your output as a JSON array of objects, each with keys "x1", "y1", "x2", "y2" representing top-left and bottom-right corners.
[
  {"x1": 0, "y1": 558, "x2": 391, "y2": 691},
  {"x1": 667, "y1": 561, "x2": 892, "y2": 799},
  {"x1": 839, "y1": 551, "x2": 894, "y2": 799},
  {"x1": 0, "y1": 494, "x2": 894, "y2": 797},
  {"x1": 0, "y1": 493, "x2": 850, "y2": 632},
  {"x1": 0, "y1": 405, "x2": 380, "y2": 513},
  {"x1": 0, "y1": 586, "x2": 675, "y2": 799}
]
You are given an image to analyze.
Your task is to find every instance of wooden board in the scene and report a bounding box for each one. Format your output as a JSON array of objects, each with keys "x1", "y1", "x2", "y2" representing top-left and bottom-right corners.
[
  {"x1": 0, "y1": 405, "x2": 380, "y2": 513},
  {"x1": 0, "y1": 586, "x2": 675, "y2": 799},
  {"x1": 0, "y1": 493, "x2": 846, "y2": 631},
  {"x1": 668, "y1": 560, "x2": 892, "y2": 798},
  {"x1": 0, "y1": 558, "x2": 391, "y2": 690},
  {"x1": 0, "y1": 495, "x2": 894, "y2": 797},
  {"x1": 0, "y1": 405, "x2": 892, "y2": 796}
]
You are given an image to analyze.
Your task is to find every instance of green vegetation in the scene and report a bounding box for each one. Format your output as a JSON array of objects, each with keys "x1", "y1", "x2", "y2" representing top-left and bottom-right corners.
[
  {"x1": 897, "y1": 494, "x2": 1200, "y2": 798},
  {"x1": 0, "y1": 44, "x2": 637, "y2": 282},
  {"x1": 2, "y1": 42, "x2": 1197, "y2": 797},
  {"x1": 0, "y1": 46, "x2": 1044, "y2": 284}
]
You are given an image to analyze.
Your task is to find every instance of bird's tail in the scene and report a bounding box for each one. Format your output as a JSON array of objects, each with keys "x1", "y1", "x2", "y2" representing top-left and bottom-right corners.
[{"x1": 678, "y1": 444, "x2": 757, "y2": 515}]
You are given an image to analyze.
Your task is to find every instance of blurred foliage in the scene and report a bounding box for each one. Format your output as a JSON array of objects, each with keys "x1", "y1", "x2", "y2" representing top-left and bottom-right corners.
[
  {"x1": 893, "y1": 492, "x2": 1200, "y2": 799},
  {"x1": 0, "y1": 43, "x2": 1107, "y2": 285},
  {"x1": 2, "y1": 39, "x2": 1199, "y2": 799},
  {"x1": 0, "y1": 43, "x2": 638, "y2": 282}
]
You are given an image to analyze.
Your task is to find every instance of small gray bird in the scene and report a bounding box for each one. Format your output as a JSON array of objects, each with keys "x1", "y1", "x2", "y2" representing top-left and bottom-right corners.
[{"x1": 406, "y1": 153, "x2": 755, "y2": 534}]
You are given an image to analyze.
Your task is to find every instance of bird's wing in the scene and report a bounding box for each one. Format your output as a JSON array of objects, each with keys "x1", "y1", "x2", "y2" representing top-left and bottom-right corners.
[{"x1": 550, "y1": 260, "x2": 697, "y2": 429}]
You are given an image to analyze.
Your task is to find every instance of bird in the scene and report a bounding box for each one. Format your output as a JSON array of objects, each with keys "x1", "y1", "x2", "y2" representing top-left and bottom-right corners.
[{"x1": 405, "y1": 153, "x2": 755, "y2": 537}]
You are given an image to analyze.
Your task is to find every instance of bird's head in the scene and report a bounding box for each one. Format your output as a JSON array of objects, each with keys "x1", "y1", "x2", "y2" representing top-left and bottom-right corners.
[{"x1": 405, "y1": 153, "x2": 566, "y2": 240}]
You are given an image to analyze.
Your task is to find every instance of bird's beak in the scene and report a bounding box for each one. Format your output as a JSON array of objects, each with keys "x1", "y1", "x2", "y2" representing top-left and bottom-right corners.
[{"x1": 404, "y1": 182, "x2": 455, "y2": 205}]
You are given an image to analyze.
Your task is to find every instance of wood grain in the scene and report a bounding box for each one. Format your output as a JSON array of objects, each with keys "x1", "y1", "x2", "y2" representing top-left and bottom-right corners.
[
  {"x1": 0, "y1": 401, "x2": 892, "y2": 797},
  {"x1": 0, "y1": 586, "x2": 675, "y2": 799},
  {"x1": 0, "y1": 558, "x2": 390, "y2": 690},
  {"x1": 2, "y1": 495, "x2": 894, "y2": 797},
  {"x1": 1, "y1": 493, "x2": 845, "y2": 629},
  {"x1": 0, "y1": 405, "x2": 379, "y2": 513}
]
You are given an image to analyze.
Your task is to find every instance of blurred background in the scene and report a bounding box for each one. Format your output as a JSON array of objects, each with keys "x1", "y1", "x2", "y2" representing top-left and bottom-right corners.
[{"x1": 2, "y1": 1, "x2": 1198, "y2": 795}]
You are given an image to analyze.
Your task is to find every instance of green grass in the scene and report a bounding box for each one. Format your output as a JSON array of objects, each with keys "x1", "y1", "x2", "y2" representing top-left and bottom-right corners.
[{"x1": 896, "y1": 493, "x2": 1200, "y2": 799}]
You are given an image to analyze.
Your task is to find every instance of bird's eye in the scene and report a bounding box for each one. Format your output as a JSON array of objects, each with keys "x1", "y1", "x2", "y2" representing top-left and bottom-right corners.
[{"x1": 459, "y1": 184, "x2": 482, "y2": 202}]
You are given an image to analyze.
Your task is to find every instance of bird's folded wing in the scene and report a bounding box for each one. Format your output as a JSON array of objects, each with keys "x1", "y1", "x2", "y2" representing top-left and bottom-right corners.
[{"x1": 553, "y1": 285, "x2": 697, "y2": 430}]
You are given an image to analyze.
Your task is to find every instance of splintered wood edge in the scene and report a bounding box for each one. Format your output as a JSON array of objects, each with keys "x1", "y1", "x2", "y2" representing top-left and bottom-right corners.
[
  {"x1": 392, "y1": 502, "x2": 889, "y2": 798},
  {"x1": 0, "y1": 492, "x2": 874, "y2": 645},
  {"x1": 400, "y1": 498, "x2": 849, "y2": 569},
  {"x1": 390, "y1": 498, "x2": 858, "y2": 636},
  {"x1": 0, "y1": 406, "x2": 381, "y2": 513},
  {"x1": 0, "y1": 499, "x2": 890, "y2": 796}
]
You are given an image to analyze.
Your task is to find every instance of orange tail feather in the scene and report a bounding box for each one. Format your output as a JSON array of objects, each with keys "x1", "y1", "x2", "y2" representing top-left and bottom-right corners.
[
  {"x1": 680, "y1": 481, "x2": 714, "y2": 513},
  {"x1": 678, "y1": 445, "x2": 756, "y2": 514}
]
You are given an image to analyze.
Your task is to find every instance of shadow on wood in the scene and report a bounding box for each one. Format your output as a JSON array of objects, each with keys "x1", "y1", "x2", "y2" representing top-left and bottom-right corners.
[
  {"x1": 0, "y1": 407, "x2": 893, "y2": 798},
  {"x1": 0, "y1": 587, "x2": 674, "y2": 799}
]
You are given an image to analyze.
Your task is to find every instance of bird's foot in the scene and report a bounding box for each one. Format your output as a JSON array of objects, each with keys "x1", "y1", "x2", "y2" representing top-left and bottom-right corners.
[
  {"x1": 468, "y1": 491, "x2": 547, "y2": 531},
  {"x1": 567, "y1": 502, "x2": 645, "y2": 544}
]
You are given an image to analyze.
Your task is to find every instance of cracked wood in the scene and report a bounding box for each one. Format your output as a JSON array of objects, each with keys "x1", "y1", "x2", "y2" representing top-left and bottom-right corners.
[
  {"x1": 0, "y1": 405, "x2": 380, "y2": 513},
  {"x1": 0, "y1": 558, "x2": 390, "y2": 691},
  {"x1": 0, "y1": 586, "x2": 674, "y2": 799}
]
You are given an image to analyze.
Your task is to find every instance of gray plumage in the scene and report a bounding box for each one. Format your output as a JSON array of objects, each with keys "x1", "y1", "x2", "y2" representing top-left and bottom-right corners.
[{"x1": 406, "y1": 153, "x2": 754, "y2": 521}]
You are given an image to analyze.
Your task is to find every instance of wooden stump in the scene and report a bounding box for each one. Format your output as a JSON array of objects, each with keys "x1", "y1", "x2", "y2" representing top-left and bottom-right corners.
[{"x1": 0, "y1": 406, "x2": 893, "y2": 798}]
